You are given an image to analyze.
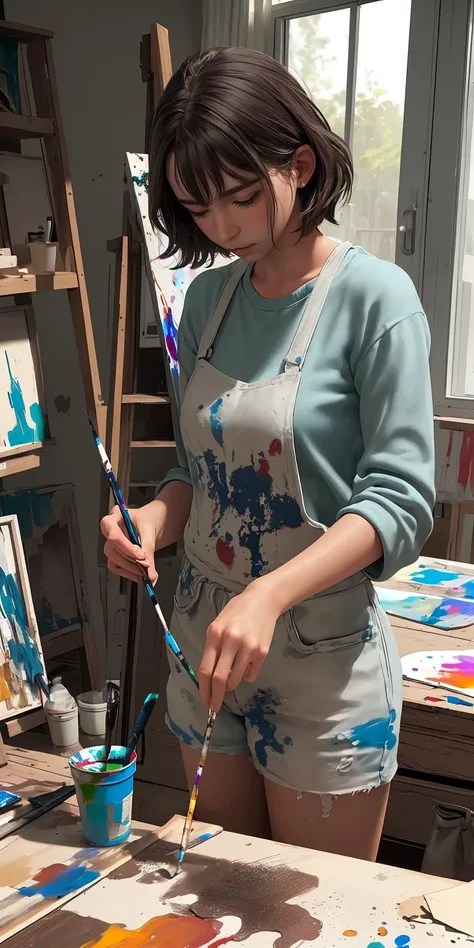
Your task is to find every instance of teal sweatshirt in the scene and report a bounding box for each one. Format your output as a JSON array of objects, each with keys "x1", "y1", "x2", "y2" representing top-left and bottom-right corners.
[{"x1": 160, "y1": 247, "x2": 435, "y2": 581}]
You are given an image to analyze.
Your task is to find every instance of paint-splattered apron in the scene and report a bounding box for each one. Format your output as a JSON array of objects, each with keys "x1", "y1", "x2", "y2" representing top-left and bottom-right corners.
[{"x1": 166, "y1": 242, "x2": 402, "y2": 796}]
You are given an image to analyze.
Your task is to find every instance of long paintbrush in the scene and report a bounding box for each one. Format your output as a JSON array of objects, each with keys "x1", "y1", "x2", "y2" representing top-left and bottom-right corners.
[
  {"x1": 122, "y1": 691, "x2": 159, "y2": 765},
  {"x1": 89, "y1": 418, "x2": 217, "y2": 864},
  {"x1": 161, "y1": 708, "x2": 217, "y2": 879},
  {"x1": 88, "y1": 417, "x2": 199, "y2": 688}
]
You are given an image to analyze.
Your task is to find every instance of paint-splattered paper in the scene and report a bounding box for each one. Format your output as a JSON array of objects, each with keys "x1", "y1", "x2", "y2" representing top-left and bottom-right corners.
[
  {"x1": 0, "y1": 513, "x2": 47, "y2": 721},
  {"x1": 0, "y1": 308, "x2": 48, "y2": 456},
  {"x1": 390, "y1": 560, "x2": 474, "y2": 598},
  {"x1": 401, "y1": 649, "x2": 474, "y2": 696},
  {"x1": 125, "y1": 153, "x2": 229, "y2": 405},
  {"x1": 376, "y1": 587, "x2": 474, "y2": 629}
]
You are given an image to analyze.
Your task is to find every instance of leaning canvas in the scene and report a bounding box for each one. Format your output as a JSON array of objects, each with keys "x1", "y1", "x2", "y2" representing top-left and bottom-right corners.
[
  {"x1": 125, "y1": 152, "x2": 230, "y2": 403},
  {"x1": 0, "y1": 513, "x2": 47, "y2": 720},
  {"x1": 0, "y1": 305, "x2": 49, "y2": 456}
]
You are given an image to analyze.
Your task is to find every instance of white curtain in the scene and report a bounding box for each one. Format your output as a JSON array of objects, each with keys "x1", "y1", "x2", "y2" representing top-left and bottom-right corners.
[{"x1": 201, "y1": 0, "x2": 273, "y2": 54}]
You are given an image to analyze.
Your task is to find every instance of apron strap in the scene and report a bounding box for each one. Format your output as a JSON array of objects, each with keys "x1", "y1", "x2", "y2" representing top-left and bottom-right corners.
[
  {"x1": 285, "y1": 241, "x2": 352, "y2": 369},
  {"x1": 196, "y1": 260, "x2": 247, "y2": 360}
]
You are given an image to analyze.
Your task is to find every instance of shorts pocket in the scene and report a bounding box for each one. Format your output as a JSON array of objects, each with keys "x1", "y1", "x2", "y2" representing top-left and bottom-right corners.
[
  {"x1": 284, "y1": 578, "x2": 378, "y2": 655},
  {"x1": 173, "y1": 557, "x2": 206, "y2": 616}
]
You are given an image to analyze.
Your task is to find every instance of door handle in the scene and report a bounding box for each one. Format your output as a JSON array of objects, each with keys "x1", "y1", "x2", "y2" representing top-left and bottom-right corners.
[{"x1": 399, "y1": 203, "x2": 417, "y2": 255}]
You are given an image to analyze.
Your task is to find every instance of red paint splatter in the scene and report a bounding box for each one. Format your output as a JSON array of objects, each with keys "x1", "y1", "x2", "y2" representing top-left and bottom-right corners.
[
  {"x1": 259, "y1": 458, "x2": 270, "y2": 476},
  {"x1": 424, "y1": 696, "x2": 443, "y2": 703},
  {"x1": 216, "y1": 537, "x2": 235, "y2": 568},
  {"x1": 457, "y1": 432, "x2": 474, "y2": 494},
  {"x1": 268, "y1": 439, "x2": 282, "y2": 456},
  {"x1": 33, "y1": 864, "x2": 67, "y2": 885}
]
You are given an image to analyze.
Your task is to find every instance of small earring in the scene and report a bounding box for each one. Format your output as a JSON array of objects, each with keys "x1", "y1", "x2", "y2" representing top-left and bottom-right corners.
[{"x1": 299, "y1": 181, "x2": 306, "y2": 188}]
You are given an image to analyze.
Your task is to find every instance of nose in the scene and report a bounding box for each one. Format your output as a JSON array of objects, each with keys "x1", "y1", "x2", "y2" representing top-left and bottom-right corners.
[{"x1": 214, "y1": 211, "x2": 240, "y2": 247}]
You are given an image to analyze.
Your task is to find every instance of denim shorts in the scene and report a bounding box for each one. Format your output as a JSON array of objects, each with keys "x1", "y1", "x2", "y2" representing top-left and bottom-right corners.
[{"x1": 166, "y1": 557, "x2": 402, "y2": 796}]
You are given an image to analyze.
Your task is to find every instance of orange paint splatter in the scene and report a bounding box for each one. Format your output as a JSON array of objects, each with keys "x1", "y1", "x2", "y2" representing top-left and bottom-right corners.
[
  {"x1": 33, "y1": 864, "x2": 68, "y2": 885},
  {"x1": 343, "y1": 931, "x2": 358, "y2": 937},
  {"x1": 0, "y1": 664, "x2": 13, "y2": 702},
  {"x1": 378, "y1": 927, "x2": 388, "y2": 936},
  {"x1": 80, "y1": 914, "x2": 231, "y2": 948}
]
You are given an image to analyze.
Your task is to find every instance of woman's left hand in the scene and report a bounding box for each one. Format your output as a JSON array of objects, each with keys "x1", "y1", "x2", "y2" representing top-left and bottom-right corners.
[{"x1": 198, "y1": 580, "x2": 279, "y2": 712}]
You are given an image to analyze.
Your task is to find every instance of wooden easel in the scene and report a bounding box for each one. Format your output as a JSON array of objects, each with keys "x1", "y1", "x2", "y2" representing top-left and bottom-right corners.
[
  {"x1": 101, "y1": 24, "x2": 176, "y2": 755},
  {"x1": 0, "y1": 19, "x2": 105, "y2": 763}
]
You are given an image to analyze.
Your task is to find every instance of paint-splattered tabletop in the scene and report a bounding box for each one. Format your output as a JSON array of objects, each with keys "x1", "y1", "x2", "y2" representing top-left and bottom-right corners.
[{"x1": 2, "y1": 818, "x2": 472, "y2": 948}]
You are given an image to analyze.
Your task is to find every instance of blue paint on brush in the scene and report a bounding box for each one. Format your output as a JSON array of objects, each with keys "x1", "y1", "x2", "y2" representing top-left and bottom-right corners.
[
  {"x1": 337, "y1": 709, "x2": 397, "y2": 751},
  {"x1": 18, "y1": 865, "x2": 100, "y2": 899},
  {"x1": 446, "y1": 695, "x2": 473, "y2": 707},
  {"x1": 245, "y1": 689, "x2": 293, "y2": 767},
  {"x1": 210, "y1": 398, "x2": 224, "y2": 447}
]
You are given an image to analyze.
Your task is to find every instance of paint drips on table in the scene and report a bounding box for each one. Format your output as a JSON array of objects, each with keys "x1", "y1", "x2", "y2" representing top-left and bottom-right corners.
[
  {"x1": 80, "y1": 914, "x2": 228, "y2": 948},
  {"x1": 167, "y1": 858, "x2": 322, "y2": 948}
]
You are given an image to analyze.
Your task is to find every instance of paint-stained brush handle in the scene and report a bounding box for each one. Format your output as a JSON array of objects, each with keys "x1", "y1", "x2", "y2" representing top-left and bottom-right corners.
[
  {"x1": 177, "y1": 709, "x2": 216, "y2": 870},
  {"x1": 124, "y1": 692, "x2": 159, "y2": 765},
  {"x1": 88, "y1": 417, "x2": 200, "y2": 691}
]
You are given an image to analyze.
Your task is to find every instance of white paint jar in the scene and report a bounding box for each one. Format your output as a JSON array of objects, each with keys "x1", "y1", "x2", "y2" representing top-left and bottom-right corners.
[
  {"x1": 46, "y1": 705, "x2": 79, "y2": 747},
  {"x1": 77, "y1": 690, "x2": 107, "y2": 736},
  {"x1": 29, "y1": 241, "x2": 58, "y2": 274}
]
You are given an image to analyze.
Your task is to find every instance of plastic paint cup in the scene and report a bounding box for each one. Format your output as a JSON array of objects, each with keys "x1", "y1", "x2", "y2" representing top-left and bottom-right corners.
[
  {"x1": 77, "y1": 690, "x2": 107, "y2": 736},
  {"x1": 69, "y1": 745, "x2": 136, "y2": 847},
  {"x1": 29, "y1": 241, "x2": 58, "y2": 273}
]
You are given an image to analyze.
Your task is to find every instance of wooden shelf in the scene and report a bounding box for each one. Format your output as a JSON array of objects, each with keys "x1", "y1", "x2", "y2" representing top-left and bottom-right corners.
[
  {"x1": 0, "y1": 438, "x2": 54, "y2": 461},
  {"x1": 131, "y1": 440, "x2": 176, "y2": 448},
  {"x1": 435, "y1": 415, "x2": 474, "y2": 432},
  {"x1": 0, "y1": 271, "x2": 78, "y2": 295},
  {"x1": 0, "y1": 20, "x2": 53, "y2": 41},
  {"x1": 0, "y1": 113, "x2": 54, "y2": 138},
  {"x1": 122, "y1": 394, "x2": 170, "y2": 404},
  {"x1": 0, "y1": 452, "x2": 40, "y2": 478},
  {"x1": 41, "y1": 624, "x2": 84, "y2": 661}
]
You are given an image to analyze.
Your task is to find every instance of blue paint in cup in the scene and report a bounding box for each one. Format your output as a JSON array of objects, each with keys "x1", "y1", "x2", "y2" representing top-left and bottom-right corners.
[{"x1": 69, "y1": 745, "x2": 136, "y2": 847}]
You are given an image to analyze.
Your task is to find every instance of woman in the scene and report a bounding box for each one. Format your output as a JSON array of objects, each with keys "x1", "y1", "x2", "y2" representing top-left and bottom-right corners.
[{"x1": 102, "y1": 47, "x2": 435, "y2": 860}]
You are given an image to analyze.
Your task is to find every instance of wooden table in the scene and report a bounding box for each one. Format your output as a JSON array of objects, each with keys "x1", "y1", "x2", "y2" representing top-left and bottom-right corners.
[
  {"x1": 0, "y1": 746, "x2": 472, "y2": 948},
  {"x1": 380, "y1": 557, "x2": 474, "y2": 851}
]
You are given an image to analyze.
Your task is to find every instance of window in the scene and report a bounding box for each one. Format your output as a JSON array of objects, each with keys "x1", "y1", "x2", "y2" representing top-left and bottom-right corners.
[{"x1": 273, "y1": 0, "x2": 474, "y2": 415}]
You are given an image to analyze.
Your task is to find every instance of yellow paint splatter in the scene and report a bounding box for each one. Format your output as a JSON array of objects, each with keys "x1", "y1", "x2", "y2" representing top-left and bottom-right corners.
[
  {"x1": 81, "y1": 914, "x2": 224, "y2": 948},
  {"x1": 343, "y1": 931, "x2": 358, "y2": 938}
]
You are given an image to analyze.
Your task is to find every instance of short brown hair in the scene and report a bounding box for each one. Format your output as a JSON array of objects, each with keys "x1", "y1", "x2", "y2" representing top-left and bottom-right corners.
[{"x1": 149, "y1": 47, "x2": 353, "y2": 268}]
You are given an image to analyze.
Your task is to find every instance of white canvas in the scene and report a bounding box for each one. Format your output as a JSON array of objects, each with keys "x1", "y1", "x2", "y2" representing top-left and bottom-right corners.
[
  {"x1": 0, "y1": 514, "x2": 46, "y2": 720},
  {"x1": 125, "y1": 152, "x2": 231, "y2": 401},
  {"x1": 0, "y1": 309, "x2": 46, "y2": 455}
]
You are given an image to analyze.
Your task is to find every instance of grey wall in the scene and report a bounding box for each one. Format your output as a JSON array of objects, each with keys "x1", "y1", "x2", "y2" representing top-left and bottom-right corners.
[{"x1": 4, "y1": 0, "x2": 202, "y2": 677}]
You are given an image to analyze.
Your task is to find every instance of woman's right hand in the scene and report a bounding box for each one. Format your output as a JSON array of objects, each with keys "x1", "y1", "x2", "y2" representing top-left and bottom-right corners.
[{"x1": 101, "y1": 503, "x2": 159, "y2": 586}]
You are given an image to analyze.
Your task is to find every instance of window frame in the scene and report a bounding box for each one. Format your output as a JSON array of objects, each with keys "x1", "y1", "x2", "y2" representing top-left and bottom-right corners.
[{"x1": 272, "y1": 0, "x2": 474, "y2": 419}]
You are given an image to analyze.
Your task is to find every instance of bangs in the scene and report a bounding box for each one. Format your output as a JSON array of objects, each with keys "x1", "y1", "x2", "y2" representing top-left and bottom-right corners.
[{"x1": 173, "y1": 122, "x2": 269, "y2": 209}]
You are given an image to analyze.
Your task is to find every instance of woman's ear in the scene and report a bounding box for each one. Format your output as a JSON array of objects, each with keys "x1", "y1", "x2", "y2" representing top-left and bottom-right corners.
[{"x1": 294, "y1": 144, "x2": 316, "y2": 188}]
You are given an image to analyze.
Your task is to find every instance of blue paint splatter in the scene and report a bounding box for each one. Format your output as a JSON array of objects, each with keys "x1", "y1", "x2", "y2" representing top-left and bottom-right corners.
[
  {"x1": 132, "y1": 172, "x2": 149, "y2": 191},
  {"x1": 245, "y1": 689, "x2": 293, "y2": 767},
  {"x1": 446, "y1": 695, "x2": 473, "y2": 707},
  {"x1": 411, "y1": 567, "x2": 460, "y2": 586},
  {"x1": 367, "y1": 943, "x2": 385, "y2": 948},
  {"x1": 162, "y1": 305, "x2": 179, "y2": 377},
  {"x1": 197, "y1": 449, "x2": 303, "y2": 578},
  {"x1": 210, "y1": 397, "x2": 224, "y2": 447},
  {"x1": 337, "y1": 710, "x2": 397, "y2": 751},
  {"x1": 18, "y1": 865, "x2": 100, "y2": 899},
  {"x1": 168, "y1": 716, "x2": 204, "y2": 747},
  {"x1": 178, "y1": 559, "x2": 195, "y2": 598},
  {"x1": 394, "y1": 937, "x2": 410, "y2": 948}
]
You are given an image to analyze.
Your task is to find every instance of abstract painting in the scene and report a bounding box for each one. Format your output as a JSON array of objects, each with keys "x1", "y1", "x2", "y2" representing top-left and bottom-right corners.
[
  {"x1": 401, "y1": 649, "x2": 474, "y2": 696},
  {"x1": 0, "y1": 306, "x2": 49, "y2": 457},
  {"x1": 125, "y1": 153, "x2": 229, "y2": 405},
  {"x1": 0, "y1": 485, "x2": 86, "y2": 639},
  {"x1": 376, "y1": 587, "x2": 474, "y2": 629},
  {"x1": 0, "y1": 513, "x2": 47, "y2": 721},
  {"x1": 390, "y1": 560, "x2": 474, "y2": 598}
]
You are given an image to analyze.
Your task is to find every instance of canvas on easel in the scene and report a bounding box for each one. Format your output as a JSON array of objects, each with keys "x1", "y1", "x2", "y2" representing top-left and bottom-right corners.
[
  {"x1": 0, "y1": 513, "x2": 46, "y2": 721},
  {"x1": 0, "y1": 304, "x2": 49, "y2": 458}
]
